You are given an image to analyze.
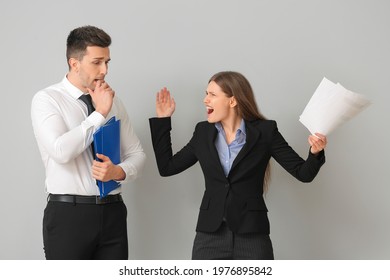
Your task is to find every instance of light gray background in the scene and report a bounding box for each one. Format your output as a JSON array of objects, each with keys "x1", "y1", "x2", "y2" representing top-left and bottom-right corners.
[{"x1": 1, "y1": 0, "x2": 388, "y2": 260}]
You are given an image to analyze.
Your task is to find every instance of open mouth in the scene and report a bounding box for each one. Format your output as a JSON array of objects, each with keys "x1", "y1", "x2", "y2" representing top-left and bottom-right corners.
[{"x1": 207, "y1": 108, "x2": 214, "y2": 114}]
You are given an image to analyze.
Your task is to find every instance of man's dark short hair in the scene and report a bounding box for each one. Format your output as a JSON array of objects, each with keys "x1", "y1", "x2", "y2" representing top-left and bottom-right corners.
[{"x1": 66, "y1": 25, "x2": 111, "y2": 62}]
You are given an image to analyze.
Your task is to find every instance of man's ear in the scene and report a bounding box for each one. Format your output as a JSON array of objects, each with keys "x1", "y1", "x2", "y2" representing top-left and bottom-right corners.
[{"x1": 68, "y1": 57, "x2": 80, "y2": 72}]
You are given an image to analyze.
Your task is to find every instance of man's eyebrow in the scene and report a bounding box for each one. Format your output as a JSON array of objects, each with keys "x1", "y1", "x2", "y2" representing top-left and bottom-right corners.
[{"x1": 92, "y1": 57, "x2": 111, "y2": 62}]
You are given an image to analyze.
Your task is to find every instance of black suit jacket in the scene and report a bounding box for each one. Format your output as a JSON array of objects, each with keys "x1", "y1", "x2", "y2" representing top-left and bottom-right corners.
[{"x1": 149, "y1": 117, "x2": 325, "y2": 234}]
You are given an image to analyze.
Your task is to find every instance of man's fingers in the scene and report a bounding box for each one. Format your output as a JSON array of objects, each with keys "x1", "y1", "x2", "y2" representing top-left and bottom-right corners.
[{"x1": 95, "y1": 153, "x2": 110, "y2": 162}]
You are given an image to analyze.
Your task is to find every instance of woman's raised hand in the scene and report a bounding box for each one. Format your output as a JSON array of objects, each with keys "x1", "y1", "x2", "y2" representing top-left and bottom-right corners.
[
  {"x1": 156, "y1": 87, "x2": 176, "y2": 118},
  {"x1": 308, "y1": 133, "x2": 327, "y2": 154}
]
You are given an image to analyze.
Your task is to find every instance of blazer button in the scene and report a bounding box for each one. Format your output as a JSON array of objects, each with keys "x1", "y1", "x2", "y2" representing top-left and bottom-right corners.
[{"x1": 225, "y1": 183, "x2": 230, "y2": 188}]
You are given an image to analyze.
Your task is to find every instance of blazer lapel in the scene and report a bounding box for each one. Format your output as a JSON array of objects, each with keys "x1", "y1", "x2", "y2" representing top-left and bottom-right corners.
[
  {"x1": 230, "y1": 120, "x2": 261, "y2": 172},
  {"x1": 206, "y1": 124, "x2": 226, "y2": 176}
]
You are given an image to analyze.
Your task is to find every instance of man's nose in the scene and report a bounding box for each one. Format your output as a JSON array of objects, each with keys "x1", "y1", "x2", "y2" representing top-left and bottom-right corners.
[{"x1": 100, "y1": 63, "x2": 108, "y2": 75}]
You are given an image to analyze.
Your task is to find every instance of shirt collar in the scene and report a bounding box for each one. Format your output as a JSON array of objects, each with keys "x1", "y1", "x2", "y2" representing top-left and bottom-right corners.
[
  {"x1": 237, "y1": 119, "x2": 247, "y2": 143},
  {"x1": 215, "y1": 119, "x2": 246, "y2": 137},
  {"x1": 238, "y1": 119, "x2": 246, "y2": 136},
  {"x1": 215, "y1": 122, "x2": 223, "y2": 133},
  {"x1": 62, "y1": 75, "x2": 86, "y2": 100}
]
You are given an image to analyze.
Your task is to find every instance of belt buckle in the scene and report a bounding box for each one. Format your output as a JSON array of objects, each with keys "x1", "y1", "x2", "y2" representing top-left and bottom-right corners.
[{"x1": 95, "y1": 196, "x2": 108, "y2": 205}]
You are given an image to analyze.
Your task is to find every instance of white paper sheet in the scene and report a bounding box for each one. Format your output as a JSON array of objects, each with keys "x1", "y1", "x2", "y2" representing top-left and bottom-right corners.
[{"x1": 299, "y1": 77, "x2": 371, "y2": 135}]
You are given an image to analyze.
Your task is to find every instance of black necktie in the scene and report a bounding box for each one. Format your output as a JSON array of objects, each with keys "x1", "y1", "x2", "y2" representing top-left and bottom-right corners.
[
  {"x1": 79, "y1": 94, "x2": 96, "y2": 158},
  {"x1": 79, "y1": 94, "x2": 95, "y2": 115}
]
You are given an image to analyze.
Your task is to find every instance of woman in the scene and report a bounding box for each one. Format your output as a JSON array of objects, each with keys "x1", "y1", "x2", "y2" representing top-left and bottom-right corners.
[{"x1": 149, "y1": 71, "x2": 327, "y2": 259}]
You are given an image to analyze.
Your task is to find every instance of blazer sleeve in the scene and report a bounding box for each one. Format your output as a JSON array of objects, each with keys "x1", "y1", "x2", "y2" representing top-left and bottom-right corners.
[
  {"x1": 270, "y1": 121, "x2": 325, "y2": 182},
  {"x1": 149, "y1": 117, "x2": 198, "y2": 176}
]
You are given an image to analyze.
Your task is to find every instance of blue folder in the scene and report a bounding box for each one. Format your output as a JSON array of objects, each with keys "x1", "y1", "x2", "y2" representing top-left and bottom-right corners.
[{"x1": 93, "y1": 116, "x2": 121, "y2": 198}]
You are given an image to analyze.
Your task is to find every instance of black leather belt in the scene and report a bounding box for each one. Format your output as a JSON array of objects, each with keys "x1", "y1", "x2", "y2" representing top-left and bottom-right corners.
[{"x1": 48, "y1": 194, "x2": 123, "y2": 205}]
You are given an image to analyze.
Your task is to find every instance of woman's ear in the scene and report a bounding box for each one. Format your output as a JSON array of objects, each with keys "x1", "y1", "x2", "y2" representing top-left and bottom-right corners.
[{"x1": 230, "y1": 96, "x2": 237, "y2": 108}]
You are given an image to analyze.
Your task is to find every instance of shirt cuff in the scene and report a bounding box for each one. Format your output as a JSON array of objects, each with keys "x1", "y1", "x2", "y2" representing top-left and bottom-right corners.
[{"x1": 88, "y1": 111, "x2": 106, "y2": 129}]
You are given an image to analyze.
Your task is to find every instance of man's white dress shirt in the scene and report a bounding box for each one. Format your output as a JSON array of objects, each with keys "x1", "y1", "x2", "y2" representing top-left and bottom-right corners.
[{"x1": 31, "y1": 76, "x2": 146, "y2": 195}]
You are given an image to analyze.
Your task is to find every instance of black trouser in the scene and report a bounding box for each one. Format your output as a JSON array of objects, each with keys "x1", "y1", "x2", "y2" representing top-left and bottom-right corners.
[
  {"x1": 43, "y1": 196, "x2": 128, "y2": 260},
  {"x1": 192, "y1": 222, "x2": 274, "y2": 260}
]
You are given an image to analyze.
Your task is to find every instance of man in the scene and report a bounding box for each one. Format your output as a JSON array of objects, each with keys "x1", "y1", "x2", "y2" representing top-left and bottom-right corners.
[{"x1": 31, "y1": 25, "x2": 146, "y2": 259}]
